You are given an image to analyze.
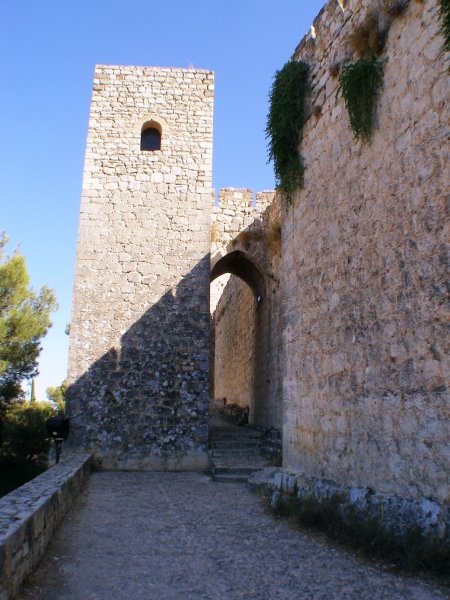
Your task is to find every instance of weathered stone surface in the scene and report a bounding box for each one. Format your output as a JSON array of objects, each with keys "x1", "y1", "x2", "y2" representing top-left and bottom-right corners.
[
  {"x1": 283, "y1": 0, "x2": 449, "y2": 504},
  {"x1": 0, "y1": 454, "x2": 91, "y2": 600},
  {"x1": 67, "y1": 66, "x2": 214, "y2": 470},
  {"x1": 248, "y1": 467, "x2": 450, "y2": 544},
  {"x1": 211, "y1": 190, "x2": 282, "y2": 428}
]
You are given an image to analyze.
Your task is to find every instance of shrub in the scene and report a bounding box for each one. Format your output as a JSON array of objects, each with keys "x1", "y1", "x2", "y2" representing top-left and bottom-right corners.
[
  {"x1": 349, "y1": 12, "x2": 388, "y2": 57},
  {"x1": 0, "y1": 401, "x2": 55, "y2": 497}
]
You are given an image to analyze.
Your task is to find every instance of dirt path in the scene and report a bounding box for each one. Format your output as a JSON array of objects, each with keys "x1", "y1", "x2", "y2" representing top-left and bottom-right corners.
[{"x1": 21, "y1": 472, "x2": 447, "y2": 600}]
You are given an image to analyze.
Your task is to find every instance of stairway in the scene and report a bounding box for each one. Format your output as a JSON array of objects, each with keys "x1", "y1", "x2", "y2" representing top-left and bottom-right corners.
[{"x1": 209, "y1": 417, "x2": 270, "y2": 483}]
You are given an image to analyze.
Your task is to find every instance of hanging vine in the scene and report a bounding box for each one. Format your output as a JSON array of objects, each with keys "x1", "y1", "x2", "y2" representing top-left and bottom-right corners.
[
  {"x1": 338, "y1": 11, "x2": 386, "y2": 142},
  {"x1": 339, "y1": 57, "x2": 384, "y2": 142},
  {"x1": 266, "y1": 60, "x2": 310, "y2": 207}
]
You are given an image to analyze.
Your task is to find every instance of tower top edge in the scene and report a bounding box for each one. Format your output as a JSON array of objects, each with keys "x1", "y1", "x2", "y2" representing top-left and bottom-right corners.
[{"x1": 94, "y1": 64, "x2": 214, "y2": 76}]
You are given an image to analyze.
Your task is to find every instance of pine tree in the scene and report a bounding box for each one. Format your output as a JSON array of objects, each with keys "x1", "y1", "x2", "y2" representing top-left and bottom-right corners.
[{"x1": 0, "y1": 233, "x2": 57, "y2": 415}]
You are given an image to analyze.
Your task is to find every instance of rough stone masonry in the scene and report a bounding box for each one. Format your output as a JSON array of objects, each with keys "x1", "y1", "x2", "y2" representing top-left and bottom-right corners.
[
  {"x1": 67, "y1": 66, "x2": 214, "y2": 470},
  {"x1": 67, "y1": 0, "x2": 449, "y2": 542},
  {"x1": 209, "y1": 0, "x2": 449, "y2": 539},
  {"x1": 281, "y1": 0, "x2": 449, "y2": 508}
]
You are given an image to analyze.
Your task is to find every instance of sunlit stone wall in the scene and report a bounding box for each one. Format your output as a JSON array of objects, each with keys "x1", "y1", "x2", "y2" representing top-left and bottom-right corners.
[
  {"x1": 282, "y1": 0, "x2": 449, "y2": 504},
  {"x1": 68, "y1": 66, "x2": 214, "y2": 470}
]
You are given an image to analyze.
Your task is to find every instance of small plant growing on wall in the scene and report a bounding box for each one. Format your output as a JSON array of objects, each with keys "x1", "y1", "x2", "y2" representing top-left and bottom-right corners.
[
  {"x1": 266, "y1": 60, "x2": 310, "y2": 207},
  {"x1": 210, "y1": 221, "x2": 220, "y2": 244},
  {"x1": 439, "y1": 0, "x2": 450, "y2": 50},
  {"x1": 267, "y1": 220, "x2": 282, "y2": 254},
  {"x1": 238, "y1": 231, "x2": 250, "y2": 250},
  {"x1": 348, "y1": 12, "x2": 388, "y2": 56},
  {"x1": 339, "y1": 11, "x2": 386, "y2": 142},
  {"x1": 382, "y1": 0, "x2": 410, "y2": 17}
]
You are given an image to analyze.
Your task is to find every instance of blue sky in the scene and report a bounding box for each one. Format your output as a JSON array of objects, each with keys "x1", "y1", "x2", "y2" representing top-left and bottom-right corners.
[{"x1": 0, "y1": 0, "x2": 325, "y2": 400}]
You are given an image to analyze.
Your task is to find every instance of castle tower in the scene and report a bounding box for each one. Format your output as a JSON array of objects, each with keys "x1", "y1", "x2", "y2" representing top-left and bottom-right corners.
[{"x1": 67, "y1": 66, "x2": 214, "y2": 470}]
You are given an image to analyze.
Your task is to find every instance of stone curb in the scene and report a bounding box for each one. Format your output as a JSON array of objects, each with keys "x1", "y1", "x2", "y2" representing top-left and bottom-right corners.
[
  {"x1": 0, "y1": 453, "x2": 92, "y2": 600},
  {"x1": 248, "y1": 468, "x2": 450, "y2": 543}
]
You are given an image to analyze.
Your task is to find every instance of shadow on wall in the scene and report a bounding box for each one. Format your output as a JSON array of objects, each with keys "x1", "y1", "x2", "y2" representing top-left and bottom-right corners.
[
  {"x1": 66, "y1": 257, "x2": 211, "y2": 471},
  {"x1": 210, "y1": 274, "x2": 259, "y2": 421},
  {"x1": 211, "y1": 250, "x2": 266, "y2": 300},
  {"x1": 211, "y1": 250, "x2": 270, "y2": 427}
]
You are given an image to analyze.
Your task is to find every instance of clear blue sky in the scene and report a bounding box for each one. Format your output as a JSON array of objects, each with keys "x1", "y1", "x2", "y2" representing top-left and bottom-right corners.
[{"x1": 0, "y1": 0, "x2": 325, "y2": 400}]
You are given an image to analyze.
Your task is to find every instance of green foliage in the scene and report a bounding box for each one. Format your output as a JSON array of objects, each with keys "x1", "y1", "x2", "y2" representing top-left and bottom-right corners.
[
  {"x1": 0, "y1": 233, "x2": 57, "y2": 412},
  {"x1": 266, "y1": 60, "x2": 310, "y2": 207},
  {"x1": 0, "y1": 401, "x2": 55, "y2": 497},
  {"x1": 439, "y1": 0, "x2": 450, "y2": 51},
  {"x1": 46, "y1": 380, "x2": 67, "y2": 415},
  {"x1": 339, "y1": 57, "x2": 384, "y2": 142}
]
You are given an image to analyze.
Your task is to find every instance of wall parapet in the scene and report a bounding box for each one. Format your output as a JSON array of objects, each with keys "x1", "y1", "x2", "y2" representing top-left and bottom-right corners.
[
  {"x1": 0, "y1": 453, "x2": 92, "y2": 600},
  {"x1": 211, "y1": 188, "x2": 276, "y2": 250}
]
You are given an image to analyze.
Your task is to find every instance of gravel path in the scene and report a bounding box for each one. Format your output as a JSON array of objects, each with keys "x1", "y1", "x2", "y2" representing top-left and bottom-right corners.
[{"x1": 22, "y1": 472, "x2": 448, "y2": 600}]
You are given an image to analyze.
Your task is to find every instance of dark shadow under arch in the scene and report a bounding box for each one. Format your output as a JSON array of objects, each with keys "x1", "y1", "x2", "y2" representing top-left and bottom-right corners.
[{"x1": 210, "y1": 251, "x2": 265, "y2": 301}]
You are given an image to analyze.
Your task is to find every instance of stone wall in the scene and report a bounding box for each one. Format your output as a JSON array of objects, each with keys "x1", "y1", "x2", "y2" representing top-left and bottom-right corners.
[
  {"x1": 211, "y1": 190, "x2": 283, "y2": 428},
  {"x1": 282, "y1": 0, "x2": 449, "y2": 505},
  {"x1": 0, "y1": 454, "x2": 91, "y2": 600},
  {"x1": 210, "y1": 188, "x2": 256, "y2": 313},
  {"x1": 67, "y1": 66, "x2": 214, "y2": 470},
  {"x1": 211, "y1": 188, "x2": 274, "y2": 249},
  {"x1": 213, "y1": 276, "x2": 256, "y2": 411}
]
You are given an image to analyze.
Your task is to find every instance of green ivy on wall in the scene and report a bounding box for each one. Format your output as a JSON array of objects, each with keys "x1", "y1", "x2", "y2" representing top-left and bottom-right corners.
[
  {"x1": 439, "y1": 0, "x2": 450, "y2": 51},
  {"x1": 339, "y1": 57, "x2": 384, "y2": 142},
  {"x1": 266, "y1": 60, "x2": 310, "y2": 207}
]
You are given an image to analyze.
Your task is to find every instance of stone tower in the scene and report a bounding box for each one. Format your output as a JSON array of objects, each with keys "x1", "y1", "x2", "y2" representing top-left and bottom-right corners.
[{"x1": 67, "y1": 65, "x2": 214, "y2": 470}]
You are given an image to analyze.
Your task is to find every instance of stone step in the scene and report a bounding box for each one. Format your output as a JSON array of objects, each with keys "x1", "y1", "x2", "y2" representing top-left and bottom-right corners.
[
  {"x1": 210, "y1": 429, "x2": 262, "y2": 437},
  {"x1": 211, "y1": 457, "x2": 264, "y2": 465},
  {"x1": 211, "y1": 440, "x2": 262, "y2": 449},
  {"x1": 210, "y1": 449, "x2": 263, "y2": 458},
  {"x1": 213, "y1": 472, "x2": 250, "y2": 483},
  {"x1": 211, "y1": 458, "x2": 264, "y2": 465},
  {"x1": 209, "y1": 427, "x2": 263, "y2": 436},
  {"x1": 214, "y1": 466, "x2": 259, "y2": 476},
  {"x1": 212, "y1": 465, "x2": 265, "y2": 483},
  {"x1": 210, "y1": 438, "x2": 262, "y2": 446},
  {"x1": 209, "y1": 423, "x2": 269, "y2": 483}
]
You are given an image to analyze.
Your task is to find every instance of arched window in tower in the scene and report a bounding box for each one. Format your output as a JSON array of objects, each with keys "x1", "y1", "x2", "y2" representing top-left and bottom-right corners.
[{"x1": 140, "y1": 121, "x2": 161, "y2": 151}]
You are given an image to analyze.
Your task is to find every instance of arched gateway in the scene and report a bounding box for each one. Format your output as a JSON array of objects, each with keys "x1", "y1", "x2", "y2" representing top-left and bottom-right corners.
[{"x1": 209, "y1": 191, "x2": 282, "y2": 430}]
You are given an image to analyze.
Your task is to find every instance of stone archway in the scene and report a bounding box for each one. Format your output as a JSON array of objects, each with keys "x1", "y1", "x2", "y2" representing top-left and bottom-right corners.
[
  {"x1": 211, "y1": 249, "x2": 266, "y2": 300},
  {"x1": 209, "y1": 189, "x2": 282, "y2": 435},
  {"x1": 210, "y1": 250, "x2": 268, "y2": 427}
]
